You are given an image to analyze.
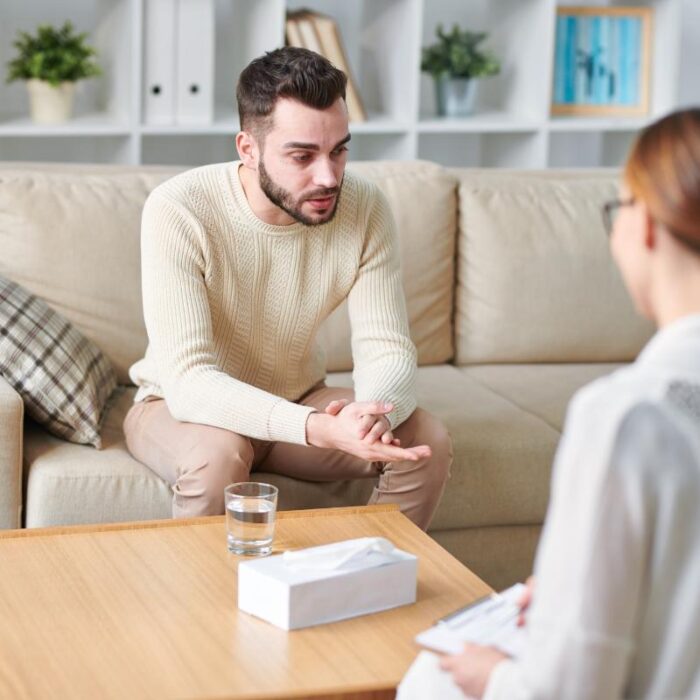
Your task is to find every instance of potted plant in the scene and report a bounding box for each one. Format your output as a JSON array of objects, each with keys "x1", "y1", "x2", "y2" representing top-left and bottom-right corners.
[
  {"x1": 421, "y1": 24, "x2": 500, "y2": 117},
  {"x1": 6, "y1": 21, "x2": 101, "y2": 124}
]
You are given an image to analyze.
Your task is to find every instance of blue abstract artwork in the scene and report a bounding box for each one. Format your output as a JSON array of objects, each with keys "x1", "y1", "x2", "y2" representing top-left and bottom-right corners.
[{"x1": 553, "y1": 12, "x2": 646, "y2": 108}]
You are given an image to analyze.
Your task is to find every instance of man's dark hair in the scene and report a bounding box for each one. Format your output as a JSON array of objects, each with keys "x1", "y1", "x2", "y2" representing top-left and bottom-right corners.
[{"x1": 236, "y1": 47, "x2": 347, "y2": 138}]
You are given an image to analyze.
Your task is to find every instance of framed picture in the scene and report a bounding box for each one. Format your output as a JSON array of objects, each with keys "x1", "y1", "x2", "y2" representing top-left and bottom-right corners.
[{"x1": 551, "y1": 6, "x2": 652, "y2": 117}]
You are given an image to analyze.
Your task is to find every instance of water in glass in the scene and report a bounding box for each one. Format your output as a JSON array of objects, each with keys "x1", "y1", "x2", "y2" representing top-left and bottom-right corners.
[{"x1": 226, "y1": 499, "x2": 275, "y2": 555}]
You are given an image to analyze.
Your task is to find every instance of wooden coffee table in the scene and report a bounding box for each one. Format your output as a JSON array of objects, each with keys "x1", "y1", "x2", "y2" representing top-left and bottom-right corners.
[{"x1": 0, "y1": 504, "x2": 491, "y2": 699}]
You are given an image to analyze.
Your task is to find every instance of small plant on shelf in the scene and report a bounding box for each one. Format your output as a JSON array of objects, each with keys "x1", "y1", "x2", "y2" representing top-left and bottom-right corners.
[
  {"x1": 421, "y1": 24, "x2": 500, "y2": 117},
  {"x1": 6, "y1": 21, "x2": 101, "y2": 124}
]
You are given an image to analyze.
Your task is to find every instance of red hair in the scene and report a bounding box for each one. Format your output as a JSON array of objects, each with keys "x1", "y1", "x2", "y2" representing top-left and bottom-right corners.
[{"x1": 625, "y1": 108, "x2": 700, "y2": 251}]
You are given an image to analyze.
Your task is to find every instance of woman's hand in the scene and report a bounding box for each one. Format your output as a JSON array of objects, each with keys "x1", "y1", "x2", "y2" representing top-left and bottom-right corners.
[
  {"x1": 517, "y1": 575, "x2": 536, "y2": 627},
  {"x1": 440, "y1": 644, "x2": 509, "y2": 698}
]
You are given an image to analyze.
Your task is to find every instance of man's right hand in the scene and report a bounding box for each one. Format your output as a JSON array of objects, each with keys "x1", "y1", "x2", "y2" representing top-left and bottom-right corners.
[{"x1": 305, "y1": 401, "x2": 431, "y2": 463}]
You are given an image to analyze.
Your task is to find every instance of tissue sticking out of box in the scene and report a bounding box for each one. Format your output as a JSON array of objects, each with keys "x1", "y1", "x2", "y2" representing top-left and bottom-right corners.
[{"x1": 282, "y1": 537, "x2": 395, "y2": 571}]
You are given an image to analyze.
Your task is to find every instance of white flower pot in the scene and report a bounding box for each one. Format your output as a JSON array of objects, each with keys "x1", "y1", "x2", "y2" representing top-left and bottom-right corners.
[{"x1": 26, "y1": 79, "x2": 76, "y2": 124}]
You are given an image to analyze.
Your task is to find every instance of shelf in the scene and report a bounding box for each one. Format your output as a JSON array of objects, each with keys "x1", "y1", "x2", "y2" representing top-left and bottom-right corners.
[
  {"x1": 418, "y1": 130, "x2": 546, "y2": 168},
  {"x1": 548, "y1": 129, "x2": 638, "y2": 168},
  {"x1": 349, "y1": 116, "x2": 411, "y2": 134},
  {"x1": 0, "y1": 113, "x2": 131, "y2": 137},
  {"x1": 139, "y1": 122, "x2": 239, "y2": 136},
  {"x1": 418, "y1": 113, "x2": 542, "y2": 133},
  {"x1": 547, "y1": 117, "x2": 652, "y2": 133},
  {"x1": 140, "y1": 111, "x2": 410, "y2": 136},
  {"x1": 0, "y1": 0, "x2": 694, "y2": 168}
]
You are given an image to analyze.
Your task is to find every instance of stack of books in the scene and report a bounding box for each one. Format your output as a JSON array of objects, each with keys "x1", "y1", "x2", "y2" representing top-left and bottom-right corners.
[{"x1": 285, "y1": 10, "x2": 367, "y2": 123}]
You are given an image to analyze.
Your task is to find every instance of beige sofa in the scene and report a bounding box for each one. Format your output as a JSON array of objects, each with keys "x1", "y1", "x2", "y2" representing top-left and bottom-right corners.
[{"x1": 0, "y1": 160, "x2": 653, "y2": 589}]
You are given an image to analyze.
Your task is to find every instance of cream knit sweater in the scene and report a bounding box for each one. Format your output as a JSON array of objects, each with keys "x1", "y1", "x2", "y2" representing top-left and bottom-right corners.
[{"x1": 129, "y1": 161, "x2": 417, "y2": 445}]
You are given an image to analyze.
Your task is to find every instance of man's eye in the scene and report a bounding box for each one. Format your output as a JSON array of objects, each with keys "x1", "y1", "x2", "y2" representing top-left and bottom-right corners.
[
  {"x1": 292, "y1": 154, "x2": 311, "y2": 162},
  {"x1": 333, "y1": 146, "x2": 348, "y2": 156}
]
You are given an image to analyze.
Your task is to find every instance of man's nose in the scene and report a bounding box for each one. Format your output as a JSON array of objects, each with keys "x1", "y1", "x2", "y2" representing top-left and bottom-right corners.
[{"x1": 312, "y1": 159, "x2": 339, "y2": 190}]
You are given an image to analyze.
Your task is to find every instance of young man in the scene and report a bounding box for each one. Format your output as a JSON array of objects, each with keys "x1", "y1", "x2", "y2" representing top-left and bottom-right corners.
[{"x1": 123, "y1": 47, "x2": 452, "y2": 530}]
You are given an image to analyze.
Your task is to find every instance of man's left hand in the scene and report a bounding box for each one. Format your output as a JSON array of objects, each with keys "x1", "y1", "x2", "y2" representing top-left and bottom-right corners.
[
  {"x1": 439, "y1": 644, "x2": 509, "y2": 699},
  {"x1": 324, "y1": 399, "x2": 400, "y2": 446}
]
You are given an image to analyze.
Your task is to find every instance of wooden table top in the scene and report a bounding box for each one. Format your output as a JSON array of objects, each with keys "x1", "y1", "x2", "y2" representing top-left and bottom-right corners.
[{"x1": 0, "y1": 505, "x2": 491, "y2": 699}]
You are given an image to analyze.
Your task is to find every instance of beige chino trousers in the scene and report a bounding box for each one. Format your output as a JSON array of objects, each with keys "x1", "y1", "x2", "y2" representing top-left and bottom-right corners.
[{"x1": 123, "y1": 384, "x2": 452, "y2": 531}]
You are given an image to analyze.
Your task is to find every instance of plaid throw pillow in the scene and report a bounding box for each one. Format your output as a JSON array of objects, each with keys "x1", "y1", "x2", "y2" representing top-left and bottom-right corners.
[{"x1": 0, "y1": 275, "x2": 117, "y2": 448}]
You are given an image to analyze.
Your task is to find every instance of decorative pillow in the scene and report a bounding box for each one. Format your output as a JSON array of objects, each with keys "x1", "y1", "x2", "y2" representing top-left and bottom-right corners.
[{"x1": 0, "y1": 275, "x2": 117, "y2": 448}]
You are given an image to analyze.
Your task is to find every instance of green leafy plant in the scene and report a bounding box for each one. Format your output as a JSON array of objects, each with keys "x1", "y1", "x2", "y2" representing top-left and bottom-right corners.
[
  {"x1": 421, "y1": 24, "x2": 500, "y2": 80},
  {"x1": 6, "y1": 21, "x2": 101, "y2": 86}
]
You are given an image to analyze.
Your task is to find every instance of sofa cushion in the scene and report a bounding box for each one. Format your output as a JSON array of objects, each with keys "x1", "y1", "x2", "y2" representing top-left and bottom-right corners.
[
  {"x1": 432, "y1": 525, "x2": 542, "y2": 591},
  {"x1": 453, "y1": 169, "x2": 654, "y2": 364},
  {"x1": 24, "y1": 387, "x2": 172, "y2": 527},
  {"x1": 319, "y1": 161, "x2": 457, "y2": 369},
  {"x1": 23, "y1": 385, "x2": 375, "y2": 528},
  {"x1": 24, "y1": 366, "x2": 559, "y2": 531},
  {"x1": 462, "y1": 363, "x2": 622, "y2": 432},
  {"x1": 407, "y1": 366, "x2": 558, "y2": 529},
  {"x1": 0, "y1": 165, "x2": 183, "y2": 385},
  {"x1": 0, "y1": 274, "x2": 117, "y2": 448}
]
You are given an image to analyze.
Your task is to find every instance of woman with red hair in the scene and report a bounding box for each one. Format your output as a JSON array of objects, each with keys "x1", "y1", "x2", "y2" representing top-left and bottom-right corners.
[{"x1": 435, "y1": 109, "x2": 700, "y2": 699}]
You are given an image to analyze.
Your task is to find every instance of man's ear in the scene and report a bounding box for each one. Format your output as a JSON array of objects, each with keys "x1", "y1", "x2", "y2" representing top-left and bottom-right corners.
[{"x1": 236, "y1": 130, "x2": 259, "y2": 168}]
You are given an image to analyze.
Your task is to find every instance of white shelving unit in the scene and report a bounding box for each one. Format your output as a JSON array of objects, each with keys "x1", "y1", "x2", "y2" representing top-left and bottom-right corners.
[{"x1": 0, "y1": 0, "x2": 697, "y2": 168}]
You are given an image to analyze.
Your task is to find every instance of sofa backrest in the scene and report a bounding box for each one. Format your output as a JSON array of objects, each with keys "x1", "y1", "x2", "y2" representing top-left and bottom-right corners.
[
  {"x1": 0, "y1": 164, "x2": 179, "y2": 385},
  {"x1": 452, "y1": 169, "x2": 654, "y2": 364},
  {"x1": 0, "y1": 160, "x2": 456, "y2": 384}
]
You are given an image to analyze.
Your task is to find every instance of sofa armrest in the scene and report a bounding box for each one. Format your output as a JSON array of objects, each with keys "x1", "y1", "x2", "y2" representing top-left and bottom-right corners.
[{"x1": 0, "y1": 376, "x2": 23, "y2": 528}]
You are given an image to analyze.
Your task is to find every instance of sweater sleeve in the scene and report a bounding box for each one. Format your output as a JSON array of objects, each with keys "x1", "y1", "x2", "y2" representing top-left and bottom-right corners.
[
  {"x1": 139, "y1": 192, "x2": 316, "y2": 444},
  {"x1": 347, "y1": 186, "x2": 417, "y2": 429}
]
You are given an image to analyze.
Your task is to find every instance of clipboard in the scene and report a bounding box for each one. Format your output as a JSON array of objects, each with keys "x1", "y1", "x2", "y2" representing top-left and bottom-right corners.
[{"x1": 415, "y1": 582, "x2": 528, "y2": 658}]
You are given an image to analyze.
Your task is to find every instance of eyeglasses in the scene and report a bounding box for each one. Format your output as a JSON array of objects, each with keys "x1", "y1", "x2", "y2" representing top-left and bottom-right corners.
[{"x1": 601, "y1": 197, "x2": 636, "y2": 236}]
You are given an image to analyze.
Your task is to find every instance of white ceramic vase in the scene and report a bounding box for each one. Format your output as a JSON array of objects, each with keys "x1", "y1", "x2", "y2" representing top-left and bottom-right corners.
[{"x1": 26, "y1": 79, "x2": 76, "y2": 124}]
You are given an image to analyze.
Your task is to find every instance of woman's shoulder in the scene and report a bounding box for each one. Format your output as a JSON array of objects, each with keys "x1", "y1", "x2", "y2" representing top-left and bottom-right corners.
[
  {"x1": 558, "y1": 365, "x2": 675, "y2": 468},
  {"x1": 564, "y1": 364, "x2": 700, "y2": 482},
  {"x1": 567, "y1": 362, "x2": 669, "y2": 422}
]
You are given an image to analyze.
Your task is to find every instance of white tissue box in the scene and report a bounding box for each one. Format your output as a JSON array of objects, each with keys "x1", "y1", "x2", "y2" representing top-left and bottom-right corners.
[{"x1": 237, "y1": 537, "x2": 418, "y2": 630}]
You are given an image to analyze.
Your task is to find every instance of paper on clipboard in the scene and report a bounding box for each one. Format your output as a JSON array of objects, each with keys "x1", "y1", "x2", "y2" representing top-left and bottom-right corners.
[{"x1": 415, "y1": 583, "x2": 528, "y2": 658}]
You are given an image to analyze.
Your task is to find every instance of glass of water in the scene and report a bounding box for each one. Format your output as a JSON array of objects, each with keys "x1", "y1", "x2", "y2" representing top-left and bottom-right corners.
[{"x1": 224, "y1": 482, "x2": 278, "y2": 556}]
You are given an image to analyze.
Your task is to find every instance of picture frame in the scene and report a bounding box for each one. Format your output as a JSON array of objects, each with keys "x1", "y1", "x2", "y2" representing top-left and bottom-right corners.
[{"x1": 551, "y1": 6, "x2": 653, "y2": 117}]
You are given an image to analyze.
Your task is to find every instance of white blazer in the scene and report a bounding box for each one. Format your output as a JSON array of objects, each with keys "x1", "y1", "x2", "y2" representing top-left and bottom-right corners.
[{"x1": 485, "y1": 314, "x2": 700, "y2": 699}]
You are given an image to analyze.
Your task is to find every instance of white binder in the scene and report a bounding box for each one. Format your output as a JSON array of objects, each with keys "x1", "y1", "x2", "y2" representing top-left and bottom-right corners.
[
  {"x1": 143, "y1": 0, "x2": 178, "y2": 125},
  {"x1": 176, "y1": 0, "x2": 214, "y2": 124}
]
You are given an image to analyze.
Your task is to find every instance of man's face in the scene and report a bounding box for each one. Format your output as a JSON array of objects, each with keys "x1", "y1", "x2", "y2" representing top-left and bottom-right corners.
[{"x1": 256, "y1": 97, "x2": 350, "y2": 226}]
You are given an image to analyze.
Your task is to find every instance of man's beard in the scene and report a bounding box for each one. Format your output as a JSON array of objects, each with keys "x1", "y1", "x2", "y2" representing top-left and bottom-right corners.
[{"x1": 258, "y1": 157, "x2": 342, "y2": 226}]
